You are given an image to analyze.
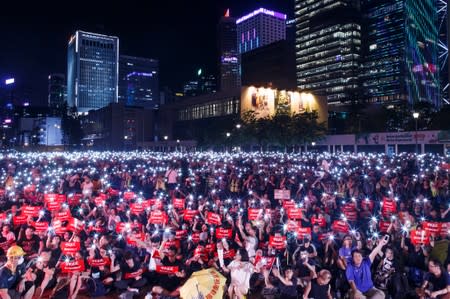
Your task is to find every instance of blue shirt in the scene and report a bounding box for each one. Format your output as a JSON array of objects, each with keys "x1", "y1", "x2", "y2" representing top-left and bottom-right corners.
[{"x1": 346, "y1": 257, "x2": 374, "y2": 293}]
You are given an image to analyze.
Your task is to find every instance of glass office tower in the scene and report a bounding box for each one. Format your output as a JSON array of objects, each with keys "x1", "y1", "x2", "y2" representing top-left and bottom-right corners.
[
  {"x1": 361, "y1": 0, "x2": 440, "y2": 107},
  {"x1": 218, "y1": 11, "x2": 240, "y2": 91},
  {"x1": 67, "y1": 31, "x2": 119, "y2": 113},
  {"x1": 119, "y1": 55, "x2": 159, "y2": 109},
  {"x1": 295, "y1": 0, "x2": 361, "y2": 105}
]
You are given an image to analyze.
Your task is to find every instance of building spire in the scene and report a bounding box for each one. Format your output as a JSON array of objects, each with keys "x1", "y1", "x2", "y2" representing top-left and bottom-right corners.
[{"x1": 225, "y1": 9, "x2": 230, "y2": 17}]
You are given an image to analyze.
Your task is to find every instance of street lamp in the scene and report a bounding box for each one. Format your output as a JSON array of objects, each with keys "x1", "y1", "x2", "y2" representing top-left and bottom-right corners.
[
  {"x1": 236, "y1": 124, "x2": 241, "y2": 129},
  {"x1": 413, "y1": 112, "x2": 419, "y2": 154},
  {"x1": 163, "y1": 135, "x2": 168, "y2": 152}
]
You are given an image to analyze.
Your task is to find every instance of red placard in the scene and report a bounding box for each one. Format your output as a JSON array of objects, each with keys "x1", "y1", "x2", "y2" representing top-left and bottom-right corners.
[
  {"x1": 123, "y1": 192, "x2": 135, "y2": 201},
  {"x1": 191, "y1": 232, "x2": 200, "y2": 243},
  {"x1": 248, "y1": 209, "x2": 262, "y2": 220},
  {"x1": 216, "y1": 228, "x2": 232, "y2": 239},
  {"x1": 296, "y1": 227, "x2": 311, "y2": 239},
  {"x1": 287, "y1": 208, "x2": 302, "y2": 220},
  {"x1": 57, "y1": 194, "x2": 67, "y2": 203},
  {"x1": 311, "y1": 217, "x2": 326, "y2": 227},
  {"x1": 183, "y1": 209, "x2": 198, "y2": 221},
  {"x1": 148, "y1": 199, "x2": 163, "y2": 210},
  {"x1": 344, "y1": 210, "x2": 357, "y2": 222},
  {"x1": 55, "y1": 210, "x2": 71, "y2": 222},
  {"x1": 175, "y1": 230, "x2": 187, "y2": 239},
  {"x1": 94, "y1": 197, "x2": 105, "y2": 207},
  {"x1": 206, "y1": 212, "x2": 221, "y2": 225},
  {"x1": 130, "y1": 203, "x2": 144, "y2": 215},
  {"x1": 410, "y1": 230, "x2": 430, "y2": 245},
  {"x1": 163, "y1": 239, "x2": 180, "y2": 249},
  {"x1": 47, "y1": 201, "x2": 61, "y2": 212},
  {"x1": 124, "y1": 268, "x2": 144, "y2": 279},
  {"x1": 422, "y1": 222, "x2": 442, "y2": 235},
  {"x1": 127, "y1": 232, "x2": 145, "y2": 246},
  {"x1": 108, "y1": 188, "x2": 120, "y2": 196},
  {"x1": 68, "y1": 193, "x2": 82, "y2": 206},
  {"x1": 274, "y1": 189, "x2": 291, "y2": 200},
  {"x1": 172, "y1": 198, "x2": 185, "y2": 209},
  {"x1": 282, "y1": 200, "x2": 296, "y2": 210},
  {"x1": 61, "y1": 241, "x2": 81, "y2": 254},
  {"x1": 13, "y1": 215, "x2": 28, "y2": 226},
  {"x1": 22, "y1": 206, "x2": 41, "y2": 217},
  {"x1": 269, "y1": 235, "x2": 286, "y2": 249},
  {"x1": 60, "y1": 259, "x2": 85, "y2": 273},
  {"x1": 149, "y1": 211, "x2": 168, "y2": 225},
  {"x1": 205, "y1": 243, "x2": 215, "y2": 253},
  {"x1": 44, "y1": 193, "x2": 58, "y2": 203},
  {"x1": 331, "y1": 220, "x2": 349, "y2": 233},
  {"x1": 254, "y1": 256, "x2": 275, "y2": 269},
  {"x1": 87, "y1": 257, "x2": 110, "y2": 267},
  {"x1": 382, "y1": 198, "x2": 397, "y2": 217},
  {"x1": 379, "y1": 221, "x2": 391, "y2": 233},
  {"x1": 156, "y1": 265, "x2": 179, "y2": 274},
  {"x1": 32, "y1": 221, "x2": 49, "y2": 232}
]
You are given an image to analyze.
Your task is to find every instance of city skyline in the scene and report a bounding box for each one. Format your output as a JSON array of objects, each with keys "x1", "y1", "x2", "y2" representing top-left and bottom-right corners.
[{"x1": 0, "y1": 0, "x2": 294, "y2": 106}]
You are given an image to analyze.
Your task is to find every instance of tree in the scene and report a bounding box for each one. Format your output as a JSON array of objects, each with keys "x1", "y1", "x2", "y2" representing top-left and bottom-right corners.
[{"x1": 60, "y1": 103, "x2": 83, "y2": 148}]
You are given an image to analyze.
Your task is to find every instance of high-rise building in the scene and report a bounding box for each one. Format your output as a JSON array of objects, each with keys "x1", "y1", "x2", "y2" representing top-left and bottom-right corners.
[
  {"x1": 119, "y1": 55, "x2": 159, "y2": 109},
  {"x1": 237, "y1": 8, "x2": 287, "y2": 54},
  {"x1": 361, "y1": 0, "x2": 440, "y2": 107},
  {"x1": 295, "y1": 0, "x2": 361, "y2": 106},
  {"x1": 67, "y1": 31, "x2": 119, "y2": 113},
  {"x1": 48, "y1": 74, "x2": 66, "y2": 108},
  {"x1": 218, "y1": 9, "x2": 240, "y2": 91}
]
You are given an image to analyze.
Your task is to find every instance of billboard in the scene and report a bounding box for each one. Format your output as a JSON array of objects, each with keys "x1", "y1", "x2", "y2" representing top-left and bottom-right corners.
[{"x1": 241, "y1": 86, "x2": 327, "y2": 123}]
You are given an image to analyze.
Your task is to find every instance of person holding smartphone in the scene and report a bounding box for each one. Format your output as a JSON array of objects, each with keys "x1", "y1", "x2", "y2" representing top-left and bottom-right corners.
[{"x1": 346, "y1": 235, "x2": 389, "y2": 299}]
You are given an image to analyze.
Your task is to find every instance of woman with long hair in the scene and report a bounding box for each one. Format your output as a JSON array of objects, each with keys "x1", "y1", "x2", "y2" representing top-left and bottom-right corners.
[{"x1": 221, "y1": 248, "x2": 254, "y2": 299}]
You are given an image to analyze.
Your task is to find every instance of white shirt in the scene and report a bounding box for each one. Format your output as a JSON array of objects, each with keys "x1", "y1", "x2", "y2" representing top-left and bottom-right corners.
[
  {"x1": 165, "y1": 169, "x2": 178, "y2": 184},
  {"x1": 228, "y1": 261, "x2": 254, "y2": 291}
]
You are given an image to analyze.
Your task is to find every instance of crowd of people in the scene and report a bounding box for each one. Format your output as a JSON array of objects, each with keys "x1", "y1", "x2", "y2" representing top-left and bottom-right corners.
[{"x1": 0, "y1": 150, "x2": 449, "y2": 299}]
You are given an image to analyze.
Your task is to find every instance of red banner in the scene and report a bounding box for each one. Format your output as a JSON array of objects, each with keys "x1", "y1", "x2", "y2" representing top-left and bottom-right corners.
[
  {"x1": 67, "y1": 217, "x2": 84, "y2": 232},
  {"x1": 94, "y1": 197, "x2": 105, "y2": 207},
  {"x1": 269, "y1": 235, "x2": 286, "y2": 249},
  {"x1": 379, "y1": 221, "x2": 391, "y2": 233},
  {"x1": 287, "y1": 208, "x2": 302, "y2": 220},
  {"x1": 175, "y1": 230, "x2": 187, "y2": 239},
  {"x1": 410, "y1": 230, "x2": 430, "y2": 245},
  {"x1": 206, "y1": 212, "x2": 221, "y2": 225},
  {"x1": 124, "y1": 268, "x2": 144, "y2": 279},
  {"x1": 191, "y1": 232, "x2": 200, "y2": 243},
  {"x1": 13, "y1": 215, "x2": 28, "y2": 226},
  {"x1": 87, "y1": 257, "x2": 110, "y2": 267},
  {"x1": 183, "y1": 209, "x2": 198, "y2": 221},
  {"x1": 60, "y1": 259, "x2": 85, "y2": 273},
  {"x1": 216, "y1": 228, "x2": 232, "y2": 239},
  {"x1": 422, "y1": 222, "x2": 442, "y2": 235},
  {"x1": 248, "y1": 209, "x2": 262, "y2": 220},
  {"x1": 22, "y1": 206, "x2": 41, "y2": 217},
  {"x1": 331, "y1": 220, "x2": 349, "y2": 233},
  {"x1": 149, "y1": 211, "x2": 168, "y2": 225},
  {"x1": 382, "y1": 198, "x2": 397, "y2": 217},
  {"x1": 254, "y1": 256, "x2": 275, "y2": 269},
  {"x1": 61, "y1": 241, "x2": 81, "y2": 254},
  {"x1": 163, "y1": 239, "x2": 180, "y2": 249},
  {"x1": 47, "y1": 201, "x2": 61, "y2": 211},
  {"x1": 148, "y1": 199, "x2": 163, "y2": 210},
  {"x1": 311, "y1": 217, "x2": 326, "y2": 227},
  {"x1": 282, "y1": 200, "x2": 296, "y2": 210},
  {"x1": 123, "y1": 192, "x2": 136, "y2": 201},
  {"x1": 55, "y1": 210, "x2": 71, "y2": 222},
  {"x1": 127, "y1": 232, "x2": 145, "y2": 246},
  {"x1": 130, "y1": 203, "x2": 144, "y2": 215},
  {"x1": 32, "y1": 221, "x2": 49, "y2": 232},
  {"x1": 68, "y1": 193, "x2": 82, "y2": 206},
  {"x1": 156, "y1": 265, "x2": 179, "y2": 274},
  {"x1": 172, "y1": 198, "x2": 185, "y2": 209}
]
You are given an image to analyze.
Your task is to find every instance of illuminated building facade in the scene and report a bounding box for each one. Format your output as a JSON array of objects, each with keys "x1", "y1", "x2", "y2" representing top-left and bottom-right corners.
[
  {"x1": 119, "y1": 55, "x2": 159, "y2": 109},
  {"x1": 237, "y1": 8, "x2": 287, "y2": 54},
  {"x1": 361, "y1": 0, "x2": 440, "y2": 107},
  {"x1": 218, "y1": 10, "x2": 240, "y2": 90},
  {"x1": 67, "y1": 31, "x2": 119, "y2": 113},
  {"x1": 295, "y1": 0, "x2": 361, "y2": 105}
]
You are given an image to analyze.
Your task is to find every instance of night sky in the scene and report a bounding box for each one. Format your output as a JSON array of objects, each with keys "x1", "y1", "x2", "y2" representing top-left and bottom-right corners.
[{"x1": 0, "y1": 0, "x2": 293, "y2": 106}]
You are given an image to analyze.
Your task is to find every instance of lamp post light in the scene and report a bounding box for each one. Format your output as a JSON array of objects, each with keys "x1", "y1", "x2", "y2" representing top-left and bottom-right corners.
[
  {"x1": 163, "y1": 135, "x2": 168, "y2": 152},
  {"x1": 413, "y1": 112, "x2": 419, "y2": 154}
]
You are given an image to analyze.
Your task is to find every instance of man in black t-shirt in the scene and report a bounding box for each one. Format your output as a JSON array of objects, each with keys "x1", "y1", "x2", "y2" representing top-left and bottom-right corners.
[
  {"x1": 16, "y1": 227, "x2": 41, "y2": 260},
  {"x1": 418, "y1": 258, "x2": 450, "y2": 299},
  {"x1": 152, "y1": 246, "x2": 186, "y2": 297},
  {"x1": 112, "y1": 251, "x2": 147, "y2": 296}
]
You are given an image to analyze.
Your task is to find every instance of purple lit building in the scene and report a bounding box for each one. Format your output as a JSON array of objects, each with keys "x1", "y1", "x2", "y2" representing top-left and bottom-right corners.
[
  {"x1": 236, "y1": 8, "x2": 287, "y2": 54},
  {"x1": 119, "y1": 55, "x2": 159, "y2": 109}
]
